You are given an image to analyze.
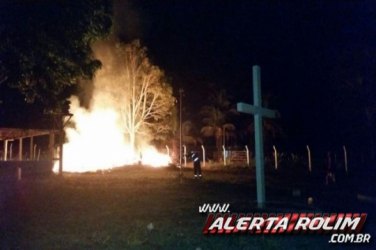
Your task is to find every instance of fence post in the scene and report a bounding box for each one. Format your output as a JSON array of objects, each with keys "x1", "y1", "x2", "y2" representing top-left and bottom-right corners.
[
  {"x1": 19, "y1": 138, "x2": 23, "y2": 161},
  {"x1": 306, "y1": 145, "x2": 312, "y2": 173},
  {"x1": 183, "y1": 145, "x2": 187, "y2": 167},
  {"x1": 343, "y1": 145, "x2": 348, "y2": 174},
  {"x1": 273, "y1": 145, "x2": 278, "y2": 170},
  {"x1": 245, "y1": 145, "x2": 250, "y2": 166},
  {"x1": 33, "y1": 144, "x2": 37, "y2": 160},
  {"x1": 30, "y1": 136, "x2": 34, "y2": 160},
  {"x1": 222, "y1": 145, "x2": 226, "y2": 166},
  {"x1": 201, "y1": 145, "x2": 206, "y2": 167},
  {"x1": 4, "y1": 140, "x2": 8, "y2": 161},
  {"x1": 10, "y1": 143, "x2": 13, "y2": 160}
]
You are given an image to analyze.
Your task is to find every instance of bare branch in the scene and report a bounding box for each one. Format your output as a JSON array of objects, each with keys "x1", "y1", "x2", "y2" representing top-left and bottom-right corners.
[{"x1": 115, "y1": 41, "x2": 175, "y2": 149}]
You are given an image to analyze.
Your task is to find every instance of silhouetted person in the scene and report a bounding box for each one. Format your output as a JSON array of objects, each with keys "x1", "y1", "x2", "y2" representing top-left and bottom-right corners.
[{"x1": 190, "y1": 151, "x2": 202, "y2": 178}]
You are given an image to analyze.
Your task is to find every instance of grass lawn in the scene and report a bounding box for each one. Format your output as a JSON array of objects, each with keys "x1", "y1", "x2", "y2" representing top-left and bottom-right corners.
[{"x1": 1, "y1": 165, "x2": 375, "y2": 249}]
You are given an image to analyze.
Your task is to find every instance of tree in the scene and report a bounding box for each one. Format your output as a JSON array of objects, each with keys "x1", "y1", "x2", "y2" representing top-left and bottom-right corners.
[
  {"x1": 330, "y1": 47, "x2": 376, "y2": 162},
  {"x1": 0, "y1": 0, "x2": 112, "y2": 111},
  {"x1": 181, "y1": 120, "x2": 202, "y2": 146},
  {"x1": 115, "y1": 40, "x2": 175, "y2": 151},
  {"x1": 200, "y1": 88, "x2": 237, "y2": 150}
]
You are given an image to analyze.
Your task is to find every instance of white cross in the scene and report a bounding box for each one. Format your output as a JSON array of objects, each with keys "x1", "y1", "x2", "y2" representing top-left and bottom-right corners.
[{"x1": 237, "y1": 65, "x2": 278, "y2": 208}]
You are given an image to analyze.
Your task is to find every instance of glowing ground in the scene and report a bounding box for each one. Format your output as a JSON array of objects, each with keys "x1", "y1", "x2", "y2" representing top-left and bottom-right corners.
[{"x1": 1, "y1": 166, "x2": 374, "y2": 249}]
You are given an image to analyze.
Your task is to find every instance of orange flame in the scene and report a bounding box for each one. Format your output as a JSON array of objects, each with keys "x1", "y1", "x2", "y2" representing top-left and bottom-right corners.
[{"x1": 53, "y1": 99, "x2": 171, "y2": 173}]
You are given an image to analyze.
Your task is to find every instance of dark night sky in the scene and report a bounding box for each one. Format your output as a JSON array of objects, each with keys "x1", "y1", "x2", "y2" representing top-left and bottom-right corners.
[
  {"x1": 1, "y1": 1, "x2": 376, "y2": 157},
  {"x1": 114, "y1": 0, "x2": 376, "y2": 152}
]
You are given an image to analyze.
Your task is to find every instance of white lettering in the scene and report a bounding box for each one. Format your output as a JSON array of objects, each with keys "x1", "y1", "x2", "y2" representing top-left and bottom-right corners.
[
  {"x1": 248, "y1": 217, "x2": 264, "y2": 230},
  {"x1": 236, "y1": 217, "x2": 251, "y2": 231},
  {"x1": 340, "y1": 217, "x2": 361, "y2": 231},
  {"x1": 309, "y1": 217, "x2": 325, "y2": 230},
  {"x1": 208, "y1": 217, "x2": 224, "y2": 231},
  {"x1": 294, "y1": 217, "x2": 310, "y2": 230},
  {"x1": 274, "y1": 218, "x2": 289, "y2": 231},
  {"x1": 265, "y1": 217, "x2": 279, "y2": 230}
]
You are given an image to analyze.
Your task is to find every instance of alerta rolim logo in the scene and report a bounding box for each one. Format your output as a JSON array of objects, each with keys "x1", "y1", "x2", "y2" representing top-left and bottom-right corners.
[{"x1": 202, "y1": 212, "x2": 371, "y2": 244}]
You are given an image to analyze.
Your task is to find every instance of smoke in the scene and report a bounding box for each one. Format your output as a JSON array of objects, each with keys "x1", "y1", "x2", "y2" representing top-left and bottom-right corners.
[
  {"x1": 78, "y1": 0, "x2": 143, "y2": 108},
  {"x1": 113, "y1": 0, "x2": 142, "y2": 41},
  {"x1": 77, "y1": 39, "x2": 119, "y2": 111}
]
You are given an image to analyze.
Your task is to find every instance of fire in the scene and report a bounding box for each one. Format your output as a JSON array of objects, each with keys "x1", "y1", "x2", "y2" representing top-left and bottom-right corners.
[
  {"x1": 53, "y1": 98, "x2": 171, "y2": 173},
  {"x1": 53, "y1": 41, "x2": 172, "y2": 173}
]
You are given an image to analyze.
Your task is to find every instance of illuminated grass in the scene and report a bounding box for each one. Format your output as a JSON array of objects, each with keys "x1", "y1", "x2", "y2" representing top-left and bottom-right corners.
[{"x1": 2, "y1": 165, "x2": 373, "y2": 249}]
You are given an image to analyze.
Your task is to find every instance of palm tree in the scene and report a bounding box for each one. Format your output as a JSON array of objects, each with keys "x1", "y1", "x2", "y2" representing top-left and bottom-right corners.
[
  {"x1": 182, "y1": 120, "x2": 201, "y2": 146},
  {"x1": 200, "y1": 89, "x2": 237, "y2": 151}
]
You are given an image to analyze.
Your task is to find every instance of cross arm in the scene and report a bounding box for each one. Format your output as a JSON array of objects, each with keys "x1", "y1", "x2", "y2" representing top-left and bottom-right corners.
[{"x1": 237, "y1": 102, "x2": 279, "y2": 118}]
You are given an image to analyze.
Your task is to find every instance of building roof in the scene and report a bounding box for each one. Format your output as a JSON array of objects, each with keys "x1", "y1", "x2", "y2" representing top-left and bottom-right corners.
[{"x1": 0, "y1": 128, "x2": 55, "y2": 140}]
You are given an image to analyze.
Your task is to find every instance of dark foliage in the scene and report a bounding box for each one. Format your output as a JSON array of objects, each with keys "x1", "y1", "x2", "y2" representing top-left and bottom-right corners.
[{"x1": 0, "y1": 0, "x2": 112, "y2": 112}]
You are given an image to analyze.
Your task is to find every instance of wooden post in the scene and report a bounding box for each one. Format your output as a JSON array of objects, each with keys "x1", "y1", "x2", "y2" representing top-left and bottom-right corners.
[
  {"x1": 222, "y1": 145, "x2": 226, "y2": 166},
  {"x1": 273, "y1": 145, "x2": 278, "y2": 170},
  {"x1": 58, "y1": 115, "x2": 66, "y2": 175},
  {"x1": 33, "y1": 144, "x2": 37, "y2": 160},
  {"x1": 343, "y1": 145, "x2": 348, "y2": 174},
  {"x1": 9, "y1": 143, "x2": 13, "y2": 160},
  {"x1": 223, "y1": 126, "x2": 226, "y2": 149},
  {"x1": 245, "y1": 145, "x2": 250, "y2": 166},
  {"x1": 30, "y1": 136, "x2": 34, "y2": 160},
  {"x1": 50, "y1": 112, "x2": 72, "y2": 175},
  {"x1": 49, "y1": 132, "x2": 55, "y2": 161},
  {"x1": 19, "y1": 138, "x2": 23, "y2": 161},
  {"x1": 183, "y1": 145, "x2": 187, "y2": 167},
  {"x1": 201, "y1": 145, "x2": 206, "y2": 167},
  {"x1": 306, "y1": 145, "x2": 312, "y2": 172},
  {"x1": 179, "y1": 88, "x2": 183, "y2": 173},
  {"x1": 4, "y1": 140, "x2": 8, "y2": 161}
]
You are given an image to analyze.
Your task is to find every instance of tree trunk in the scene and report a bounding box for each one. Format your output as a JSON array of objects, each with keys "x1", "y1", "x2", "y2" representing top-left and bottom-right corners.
[{"x1": 129, "y1": 130, "x2": 136, "y2": 153}]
